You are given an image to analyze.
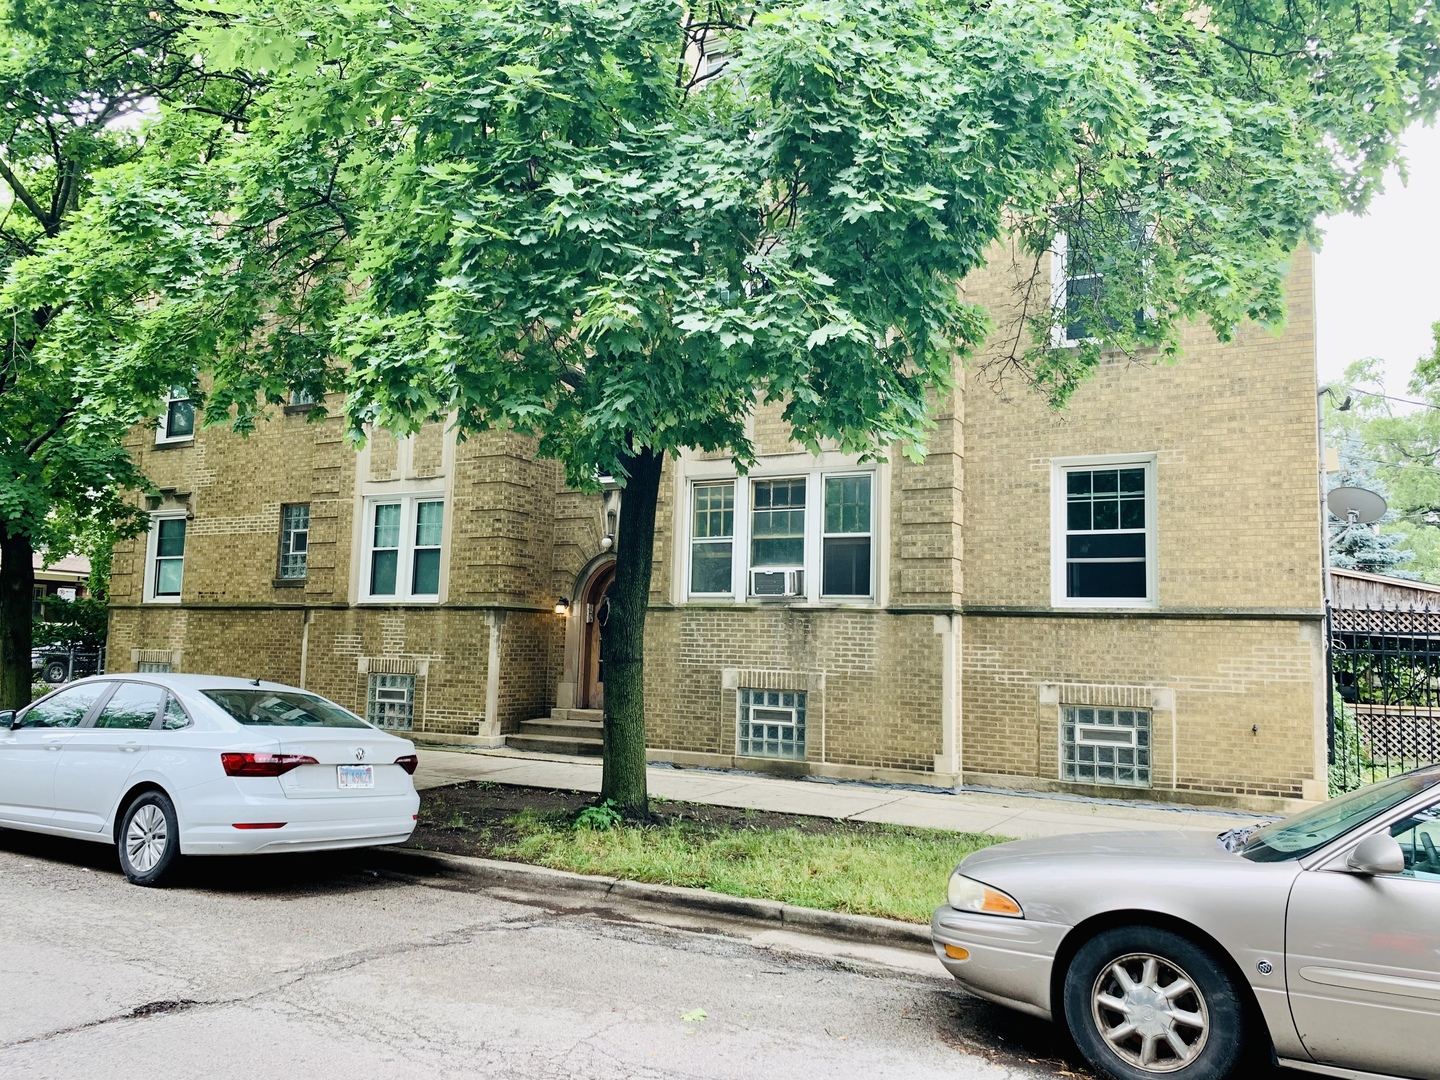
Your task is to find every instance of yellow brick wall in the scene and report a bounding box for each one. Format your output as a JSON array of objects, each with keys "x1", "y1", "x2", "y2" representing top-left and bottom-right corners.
[{"x1": 103, "y1": 241, "x2": 1326, "y2": 803}]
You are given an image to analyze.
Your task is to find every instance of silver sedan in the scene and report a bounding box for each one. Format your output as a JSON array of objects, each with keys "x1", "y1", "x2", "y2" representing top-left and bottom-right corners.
[{"x1": 932, "y1": 767, "x2": 1440, "y2": 1080}]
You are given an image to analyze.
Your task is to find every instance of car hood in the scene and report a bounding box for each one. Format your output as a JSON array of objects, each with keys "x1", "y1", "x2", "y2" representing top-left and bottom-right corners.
[
  {"x1": 952, "y1": 827, "x2": 1299, "y2": 928},
  {"x1": 960, "y1": 829, "x2": 1239, "y2": 874}
]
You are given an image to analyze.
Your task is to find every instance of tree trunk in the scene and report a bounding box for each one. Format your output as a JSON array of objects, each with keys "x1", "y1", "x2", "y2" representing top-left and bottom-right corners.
[
  {"x1": 599, "y1": 445, "x2": 663, "y2": 818},
  {"x1": 0, "y1": 524, "x2": 35, "y2": 711}
]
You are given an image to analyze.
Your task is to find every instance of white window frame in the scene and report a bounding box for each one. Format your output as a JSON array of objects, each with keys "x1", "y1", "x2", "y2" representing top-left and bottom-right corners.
[
  {"x1": 1050, "y1": 453, "x2": 1158, "y2": 609},
  {"x1": 359, "y1": 494, "x2": 446, "y2": 603},
  {"x1": 682, "y1": 462, "x2": 879, "y2": 605},
  {"x1": 278, "y1": 503, "x2": 310, "y2": 580},
  {"x1": 142, "y1": 510, "x2": 188, "y2": 604},
  {"x1": 1049, "y1": 222, "x2": 1155, "y2": 349},
  {"x1": 155, "y1": 387, "x2": 196, "y2": 444},
  {"x1": 687, "y1": 479, "x2": 737, "y2": 597}
]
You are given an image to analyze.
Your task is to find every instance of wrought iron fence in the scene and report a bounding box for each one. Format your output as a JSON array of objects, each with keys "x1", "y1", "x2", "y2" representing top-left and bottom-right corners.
[{"x1": 1329, "y1": 605, "x2": 1440, "y2": 792}]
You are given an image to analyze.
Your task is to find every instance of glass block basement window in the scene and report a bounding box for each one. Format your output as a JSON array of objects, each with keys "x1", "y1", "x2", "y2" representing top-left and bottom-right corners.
[
  {"x1": 368, "y1": 673, "x2": 415, "y2": 731},
  {"x1": 1062, "y1": 706, "x2": 1151, "y2": 787},
  {"x1": 737, "y1": 689, "x2": 806, "y2": 760}
]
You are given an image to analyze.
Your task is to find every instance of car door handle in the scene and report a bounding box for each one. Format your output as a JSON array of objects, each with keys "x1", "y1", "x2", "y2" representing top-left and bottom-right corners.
[{"x1": 121, "y1": 743, "x2": 140, "y2": 752}]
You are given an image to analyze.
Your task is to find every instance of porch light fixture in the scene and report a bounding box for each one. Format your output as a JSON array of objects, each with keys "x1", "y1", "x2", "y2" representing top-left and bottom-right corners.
[{"x1": 554, "y1": 597, "x2": 570, "y2": 616}]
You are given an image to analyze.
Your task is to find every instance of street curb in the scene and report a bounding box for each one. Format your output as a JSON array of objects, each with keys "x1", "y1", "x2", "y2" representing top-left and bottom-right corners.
[{"x1": 377, "y1": 846, "x2": 933, "y2": 953}]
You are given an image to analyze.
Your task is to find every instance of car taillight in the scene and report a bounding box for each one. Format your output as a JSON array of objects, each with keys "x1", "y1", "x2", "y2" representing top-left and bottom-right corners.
[
  {"x1": 220, "y1": 752, "x2": 319, "y2": 777},
  {"x1": 394, "y1": 755, "x2": 418, "y2": 775}
]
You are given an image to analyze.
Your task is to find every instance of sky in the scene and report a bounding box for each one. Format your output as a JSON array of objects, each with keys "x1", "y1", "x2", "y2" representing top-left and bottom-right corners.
[{"x1": 1315, "y1": 123, "x2": 1440, "y2": 396}]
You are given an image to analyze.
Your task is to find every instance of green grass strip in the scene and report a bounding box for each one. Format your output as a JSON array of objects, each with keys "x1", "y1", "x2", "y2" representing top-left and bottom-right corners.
[{"x1": 491, "y1": 808, "x2": 1006, "y2": 924}]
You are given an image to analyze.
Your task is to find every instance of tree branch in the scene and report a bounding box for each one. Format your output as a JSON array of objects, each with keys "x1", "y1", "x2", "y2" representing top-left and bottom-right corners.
[{"x1": 0, "y1": 158, "x2": 52, "y2": 232}]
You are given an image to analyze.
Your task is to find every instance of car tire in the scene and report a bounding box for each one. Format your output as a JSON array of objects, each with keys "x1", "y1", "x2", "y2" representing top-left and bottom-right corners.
[
  {"x1": 42, "y1": 660, "x2": 67, "y2": 684},
  {"x1": 117, "y1": 791, "x2": 180, "y2": 886},
  {"x1": 1063, "y1": 926, "x2": 1246, "y2": 1080}
]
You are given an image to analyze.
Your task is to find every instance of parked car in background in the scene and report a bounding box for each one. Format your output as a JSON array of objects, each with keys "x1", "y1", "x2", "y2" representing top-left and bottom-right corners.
[
  {"x1": 0, "y1": 674, "x2": 420, "y2": 885},
  {"x1": 933, "y1": 768, "x2": 1440, "y2": 1080},
  {"x1": 32, "y1": 646, "x2": 103, "y2": 684}
]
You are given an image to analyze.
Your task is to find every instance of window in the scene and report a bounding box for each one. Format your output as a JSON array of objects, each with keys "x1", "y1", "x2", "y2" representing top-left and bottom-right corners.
[
  {"x1": 93, "y1": 683, "x2": 165, "y2": 730},
  {"x1": 685, "y1": 467, "x2": 878, "y2": 602},
  {"x1": 144, "y1": 513, "x2": 187, "y2": 603},
  {"x1": 363, "y1": 496, "x2": 444, "y2": 601},
  {"x1": 289, "y1": 388, "x2": 320, "y2": 407},
  {"x1": 738, "y1": 689, "x2": 805, "y2": 760},
  {"x1": 18, "y1": 683, "x2": 108, "y2": 728},
  {"x1": 1062, "y1": 706, "x2": 1151, "y2": 787},
  {"x1": 1052, "y1": 456, "x2": 1156, "y2": 607},
  {"x1": 367, "y1": 674, "x2": 415, "y2": 730},
  {"x1": 823, "y1": 475, "x2": 872, "y2": 597},
  {"x1": 204, "y1": 689, "x2": 372, "y2": 728},
  {"x1": 690, "y1": 481, "x2": 735, "y2": 595},
  {"x1": 156, "y1": 387, "x2": 195, "y2": 443},
  {"x1": 279, "y1": 504, "x2": 310, "y2": 579},
  {"x1": 137, "y1": 661, "x2": 172, "y2": 673},
  {"x1": 161, "y1": 695, "x2": 191, "y2": 730},
  {"x1": 1241, "y1": 770, "x2": 1440, "y2": 862},
  {"x1": 750, "y1": 478, "x2": 807, "y2": 596},
  {"x1": 1390, "y1": 801, "x2": 1440, "y2": 882},
  {"x1": 1050, "y1": 215, "x2": 1149, "y2": 347}
]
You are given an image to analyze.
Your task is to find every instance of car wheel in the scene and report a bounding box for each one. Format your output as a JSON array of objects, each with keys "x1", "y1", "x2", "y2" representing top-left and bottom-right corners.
[
  {"x1": 1063, "y1": 926, "x2": 1246, "y2": 1080},
  {"x1": 42, "y1": 660, "x2": 67, "y2": 684},
  {"x1": 117, "y1": 791, "x2": 180, "y2": 886}
]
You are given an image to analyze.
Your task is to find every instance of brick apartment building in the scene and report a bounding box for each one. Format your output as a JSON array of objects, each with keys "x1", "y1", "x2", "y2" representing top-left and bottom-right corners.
[{"x1": 106, "y1": 246, "x2": 1328, "y2": 810}]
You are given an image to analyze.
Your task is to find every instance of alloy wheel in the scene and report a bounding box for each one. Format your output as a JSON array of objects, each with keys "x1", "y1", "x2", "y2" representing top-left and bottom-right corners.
[
  {"x1": 126, "y1": 804, "x2": 169, "y2": 874},
  {"x1": 1090, "y1": 952, "x2": 1210, "y2": 1073}
]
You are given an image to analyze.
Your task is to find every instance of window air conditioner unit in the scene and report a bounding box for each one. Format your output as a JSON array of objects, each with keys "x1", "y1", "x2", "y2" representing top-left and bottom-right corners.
[{"x1": 750, "y1": 569, "x2": 804, "y2": 597}]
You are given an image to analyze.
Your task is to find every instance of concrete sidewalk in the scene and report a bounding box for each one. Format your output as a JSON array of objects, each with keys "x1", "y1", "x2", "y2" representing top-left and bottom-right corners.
[{"x1": 414, "y1": 747, "x2": 1267, "y2": 840}]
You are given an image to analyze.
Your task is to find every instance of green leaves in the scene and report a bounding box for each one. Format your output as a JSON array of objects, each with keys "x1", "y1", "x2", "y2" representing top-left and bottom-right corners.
[{"x1": 8, "y1": 0, "x2": 1439, "y2": 507}]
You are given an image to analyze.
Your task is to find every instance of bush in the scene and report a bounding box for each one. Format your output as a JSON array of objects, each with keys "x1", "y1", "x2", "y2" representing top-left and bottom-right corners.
[{"x1": 32, "y1": 595, "x2": 108, "y2": 650}]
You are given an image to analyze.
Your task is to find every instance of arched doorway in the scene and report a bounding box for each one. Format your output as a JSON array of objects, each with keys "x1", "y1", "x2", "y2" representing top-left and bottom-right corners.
[{"x1": 579, "y1": 563, "x2": 616, "y2": 709}]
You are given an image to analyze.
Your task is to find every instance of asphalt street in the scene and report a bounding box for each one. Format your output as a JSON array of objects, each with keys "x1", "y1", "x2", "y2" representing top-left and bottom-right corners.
[
  {"x1": 0, "y1": 830, "x2": 1088, "y2": 1080},
  {"x1": 0, "y1": 831, "x2": 1310, "y2": 1080}
]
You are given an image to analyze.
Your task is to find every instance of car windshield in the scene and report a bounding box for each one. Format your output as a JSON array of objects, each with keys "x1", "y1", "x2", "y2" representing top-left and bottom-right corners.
[
  {"x1": 1240, "y1": 769, "x2": 1440, "y2": 862},
  {"x1": 203, "y1": 689, "x2": 371, "y2": 729}
]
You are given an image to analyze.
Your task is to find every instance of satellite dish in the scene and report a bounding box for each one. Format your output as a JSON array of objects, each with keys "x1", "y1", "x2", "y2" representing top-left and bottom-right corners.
[{"x1": 1328, "y1": 485, "x2": 1387, "y2": 525}]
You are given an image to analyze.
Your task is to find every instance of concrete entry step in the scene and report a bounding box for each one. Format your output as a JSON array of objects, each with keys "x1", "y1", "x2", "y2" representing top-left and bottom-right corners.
[
  {"x1": 551, "y1": 708, "x2": 603, "y2": 723},
  {"x1": 506, "y1": 732, "x2": 603, "y2": 756},
  {"x1": 519, "y1": 718, "x2": 604, "y2": 740}
]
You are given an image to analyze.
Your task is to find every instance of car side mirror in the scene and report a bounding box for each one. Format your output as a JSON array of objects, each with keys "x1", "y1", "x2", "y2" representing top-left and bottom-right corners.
[
  {"x1": 1347, "y1": 833, "x2": 1406, "y2": 875},
  {"x1": 0, "y1": 710, "x2": 15, "y2": 730}
]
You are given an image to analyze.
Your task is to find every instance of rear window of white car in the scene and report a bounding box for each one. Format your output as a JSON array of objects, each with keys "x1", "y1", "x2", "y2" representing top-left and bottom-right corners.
[{"x1": 203, "y1": 690, "x2": 371, "y2": 729}]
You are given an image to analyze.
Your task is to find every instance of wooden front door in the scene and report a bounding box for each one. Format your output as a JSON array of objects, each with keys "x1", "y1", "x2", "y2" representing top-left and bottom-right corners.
[{"x1": 580, "y1": 564, "x2": 616, "y2": 710}]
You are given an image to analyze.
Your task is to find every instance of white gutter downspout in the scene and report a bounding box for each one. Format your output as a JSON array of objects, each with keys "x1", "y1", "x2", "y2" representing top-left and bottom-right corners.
[{"x1": 934, "y1": 614, "x2": 960, "y2": 779}]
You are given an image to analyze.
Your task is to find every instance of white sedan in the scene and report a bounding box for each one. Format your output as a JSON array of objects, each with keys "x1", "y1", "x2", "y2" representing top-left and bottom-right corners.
[{"x1": 0, "y1": 674, "x2": 420, "y2": 885}]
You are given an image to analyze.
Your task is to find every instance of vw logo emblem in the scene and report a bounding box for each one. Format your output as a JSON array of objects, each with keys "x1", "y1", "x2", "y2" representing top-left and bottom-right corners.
[{"x1": 354, "y1": 747, "x2": 366, "y2": 762}]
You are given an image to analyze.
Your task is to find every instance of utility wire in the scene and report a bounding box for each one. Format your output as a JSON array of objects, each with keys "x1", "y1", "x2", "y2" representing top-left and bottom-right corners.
[{"x1": 1340, "y1": 386, "x2": 1440, "y2": 413}]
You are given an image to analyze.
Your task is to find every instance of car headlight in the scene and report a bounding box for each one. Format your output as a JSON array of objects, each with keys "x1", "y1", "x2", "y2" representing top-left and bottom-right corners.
[{"x1": 948, "y1": 873, "x2": 1023, "y2": 917}]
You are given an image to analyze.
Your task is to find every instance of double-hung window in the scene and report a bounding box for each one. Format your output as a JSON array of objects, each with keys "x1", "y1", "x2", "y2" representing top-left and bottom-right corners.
[
  {"x1": 689, "y1": 481, "x2": 735, "y2": 595},
  {"x1": 686, "y1": 467, "x2": 878, "y2": 603},
  {"x1": 1050, "y1": 213, "x2": 1149, "y2": 348},
  {"x1": 1052, "y1": 455, "x2": 1156, "y2": 607},
  {"x1": 278, "y1": 504, "x2": 310, "y2": 579},
  {"x1": 144, "y1": 513, "x2": 187, "y2": 603},
  {"x1": 363, "y1": 496, "x2": 444, "y2": 602},
  {"x1": 822, "y1": 475, "x2": 872, "y2": 597},
  {"x1": 156, "y1": 387, "x2": 195, "y2": 443},
  {"x1": 750, "y1": 478, "x2": 807, "y2": 596}
]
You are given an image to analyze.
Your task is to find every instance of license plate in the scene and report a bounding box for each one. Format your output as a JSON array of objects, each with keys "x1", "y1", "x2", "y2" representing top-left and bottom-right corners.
[{"x1": 337, "y1": 764, "x2": 374, "y2": 789}]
